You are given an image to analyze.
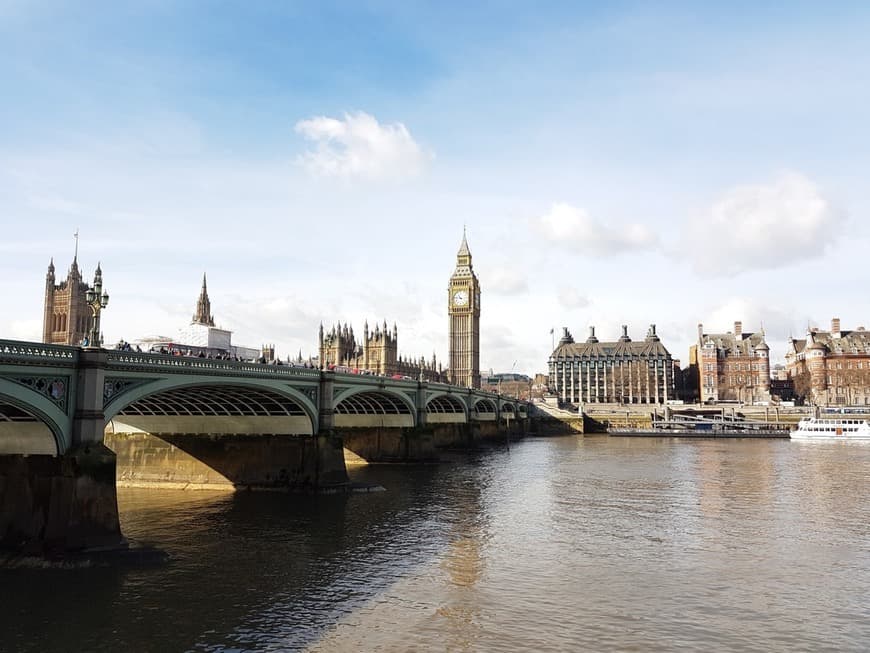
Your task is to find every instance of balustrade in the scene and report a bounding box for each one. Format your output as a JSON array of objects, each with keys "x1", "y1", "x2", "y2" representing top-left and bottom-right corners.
[
  {"x1": 104, "y1": 351, "x2": 321, "y2": 378},
  {"x1": 0, "y1": 339, "x2": 79, "y2": 364}
]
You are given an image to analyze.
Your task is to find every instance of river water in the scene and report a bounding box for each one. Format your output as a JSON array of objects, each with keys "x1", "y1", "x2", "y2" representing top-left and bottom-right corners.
[{"x1": 3, "y1": 435, "x2": 869, "y2": 652}]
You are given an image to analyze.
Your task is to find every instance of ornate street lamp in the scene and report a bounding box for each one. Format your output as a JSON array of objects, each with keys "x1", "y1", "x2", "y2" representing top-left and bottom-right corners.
[{"x1": 85, "y1": 264, "x2": 109, "y2": 348}]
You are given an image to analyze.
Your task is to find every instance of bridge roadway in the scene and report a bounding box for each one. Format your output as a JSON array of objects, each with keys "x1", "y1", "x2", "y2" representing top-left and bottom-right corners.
[{"x1": 0, "y1": 339, "x2": 529, "y2": 555}]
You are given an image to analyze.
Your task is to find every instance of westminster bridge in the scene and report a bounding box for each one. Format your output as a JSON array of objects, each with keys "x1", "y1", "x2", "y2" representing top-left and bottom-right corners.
[{"x1": 0, "y1": 339, "x2": 528, "y2": 554}]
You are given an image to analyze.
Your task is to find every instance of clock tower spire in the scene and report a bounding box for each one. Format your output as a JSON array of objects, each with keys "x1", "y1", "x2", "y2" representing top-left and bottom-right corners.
[{"x1": 448, "y1": 228, "x2": 481, "y2": 389}]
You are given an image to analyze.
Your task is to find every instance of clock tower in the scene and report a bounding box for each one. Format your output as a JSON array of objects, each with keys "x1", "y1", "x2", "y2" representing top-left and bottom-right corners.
[{"x1": 448, "y1": 229, "x2": 481, "y2": 389}]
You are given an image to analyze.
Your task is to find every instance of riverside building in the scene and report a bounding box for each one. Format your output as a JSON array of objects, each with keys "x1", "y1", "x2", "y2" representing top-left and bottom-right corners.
[
  {"x1": 785, "y1": 318, "x2": 870, "y2": 406},
  {"x1": 693, "y1": 321, "x2": 771, "y2": 404},
  {"x1": 548, "y1": 325, "x2": 675, "y2": 405}
]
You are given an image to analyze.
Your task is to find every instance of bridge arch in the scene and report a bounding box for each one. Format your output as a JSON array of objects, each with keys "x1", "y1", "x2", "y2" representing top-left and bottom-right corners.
[
  {"x1": 104, "y1": 378, "x2": 319, "y2": 435},
  {"x1": 426, "y1": 393, "x2": 468, "y2": 423},
  {"x1": 472, "y1": 397, "x2": 498, "y2": 421},
  {"x1": 333, "y1": 387, "x2": 416, "y2": 428},
  {"x1": 0, "y1": 379, "x2": 66, "y2": 455}
]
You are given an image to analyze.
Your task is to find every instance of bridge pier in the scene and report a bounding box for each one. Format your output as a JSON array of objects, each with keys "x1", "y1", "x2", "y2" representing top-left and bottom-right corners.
[
  {"x1": 0, "y1": 348, "x2": 127, "y2": 556},
  {"x1": 339, "y1": 419, "x2": 519, "y2": 463},
  {"x1": 0, "y1": 443, "x2": 124, "y2": 556}
]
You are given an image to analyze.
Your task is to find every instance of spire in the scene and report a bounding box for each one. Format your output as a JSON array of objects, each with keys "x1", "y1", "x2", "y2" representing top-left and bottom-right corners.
[
  {"x1": 192, "y1": 273, "x2": 215, "y2": 326},
  {"x1": 458, "y1": 226, "x2": 471, "y2": 257},
  {"x1": 47, "y1": 257, "x2": 55, "y2": 277},
  {"x1": 453, "y1": 227, "x2": 474, "y2": 277},
  {"x1": 73, "y1": 228, "x2": 79, "y2": 264}
]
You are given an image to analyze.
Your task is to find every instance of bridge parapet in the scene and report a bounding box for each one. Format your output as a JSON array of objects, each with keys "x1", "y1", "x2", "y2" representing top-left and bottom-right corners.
[
  {"x1": 0, "y1": 340, "x2": 79, "y2": 366},
  {"x1": 104, "y1": 351, "x2": 321, "y2": 379}
]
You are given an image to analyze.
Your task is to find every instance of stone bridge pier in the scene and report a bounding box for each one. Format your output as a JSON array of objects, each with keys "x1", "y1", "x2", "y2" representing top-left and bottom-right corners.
[{"x1": 0, "y1": 350, "x2": 124, "y2": 555}]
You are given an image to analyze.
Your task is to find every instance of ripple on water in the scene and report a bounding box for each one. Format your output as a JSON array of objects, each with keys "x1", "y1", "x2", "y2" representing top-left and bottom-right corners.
[{"x1": 3, "y1": 437, "x2": 869, "y2": 652}]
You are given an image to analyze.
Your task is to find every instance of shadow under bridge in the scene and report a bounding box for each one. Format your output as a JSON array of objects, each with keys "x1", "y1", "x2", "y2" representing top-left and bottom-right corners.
[{"x1": 105, "y1": 383, "x2": 342, "y2": 490}]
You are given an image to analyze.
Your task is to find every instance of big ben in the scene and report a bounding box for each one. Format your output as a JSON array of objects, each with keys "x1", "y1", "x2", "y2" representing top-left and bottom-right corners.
[{"x1": 448, "y1": 230, "x2": 481, "y2": 389}]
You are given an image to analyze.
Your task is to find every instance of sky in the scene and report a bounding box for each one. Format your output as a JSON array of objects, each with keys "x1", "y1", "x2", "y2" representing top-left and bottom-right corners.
[{"x1": 2, "y1": 1, "x2": 869, "y2": 375}]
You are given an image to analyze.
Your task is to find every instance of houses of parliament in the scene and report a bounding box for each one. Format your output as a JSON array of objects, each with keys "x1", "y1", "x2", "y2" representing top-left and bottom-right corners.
[
  {"x1": 42, "y1": 231, "x2": 484, "y2": 389},
  {"x1": 318, "y1": 231, "x2": 482, "y2": 388}
]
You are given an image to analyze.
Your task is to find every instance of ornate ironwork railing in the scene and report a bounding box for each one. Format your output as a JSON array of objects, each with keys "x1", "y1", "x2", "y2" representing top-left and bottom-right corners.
[
  {"x1": 105, "y1": 351, "x2": 322, "y2": 379},
  {"x1": 0, "y1": 339, "x2": 79, "y2": 365}
]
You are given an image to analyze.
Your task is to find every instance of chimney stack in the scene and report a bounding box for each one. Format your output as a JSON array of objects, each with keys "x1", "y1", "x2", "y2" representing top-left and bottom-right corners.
[
  {"x1": 734, "y1": 321, "x2": 743, "y2": 338},
  {"x1": 832, "y1": 317, "x2": 841, "y2": 337}
]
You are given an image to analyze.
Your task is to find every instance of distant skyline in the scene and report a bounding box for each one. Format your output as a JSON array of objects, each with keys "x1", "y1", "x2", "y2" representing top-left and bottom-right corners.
[{"x1": 2, "y1": 2, "x2": 869, "y2": 373}]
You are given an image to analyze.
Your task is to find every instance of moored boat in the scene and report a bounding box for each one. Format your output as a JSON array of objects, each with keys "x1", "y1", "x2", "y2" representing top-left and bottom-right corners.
[{"x1": 791, "y1": 417, "x2": 870, "y2": 441}]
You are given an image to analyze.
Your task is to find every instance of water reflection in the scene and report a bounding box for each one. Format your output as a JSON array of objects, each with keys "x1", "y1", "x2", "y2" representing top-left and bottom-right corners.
[{"x1": 2, "y1": 437, "x2": 869, "y2": 652}]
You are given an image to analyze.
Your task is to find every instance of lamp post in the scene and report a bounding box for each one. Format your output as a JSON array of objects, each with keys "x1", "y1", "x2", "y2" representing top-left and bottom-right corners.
[{"x1": 85, "y1": 264, "x2": 109, "y2": 348}]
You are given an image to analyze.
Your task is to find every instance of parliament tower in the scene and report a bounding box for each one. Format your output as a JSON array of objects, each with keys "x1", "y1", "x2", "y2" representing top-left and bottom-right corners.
[
  {"x1": 448, "y1": 230, "x2": 481, "y2": 389},
  {"x1": 42, "y1": 255, "x2": 92, "y2": 346}
]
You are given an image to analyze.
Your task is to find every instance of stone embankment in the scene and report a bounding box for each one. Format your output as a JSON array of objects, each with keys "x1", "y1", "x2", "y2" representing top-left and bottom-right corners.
[
  {"x1": 530, "y1": 403, "x2": 584, "y2": 435},
  {"x1": 530, "y1": 401, "x2": 810, "y2": 435}
]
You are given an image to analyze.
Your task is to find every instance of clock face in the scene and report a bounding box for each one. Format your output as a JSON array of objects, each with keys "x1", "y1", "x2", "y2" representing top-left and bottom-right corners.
[{"x1": 453, "y1": 290, "x2": 469, "y2": 306}]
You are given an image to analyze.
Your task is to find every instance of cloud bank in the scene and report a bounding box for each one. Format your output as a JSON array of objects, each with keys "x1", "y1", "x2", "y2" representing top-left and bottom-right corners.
[
  {"x1": 295, "y1": 111, "x2": 431, "y2": 181},
  {"x1": 534, "y1": 202, "x2": 658, "y2": 255},
  {"x1": 687, "y1": 172, "x2": 844, "y2": 276}
]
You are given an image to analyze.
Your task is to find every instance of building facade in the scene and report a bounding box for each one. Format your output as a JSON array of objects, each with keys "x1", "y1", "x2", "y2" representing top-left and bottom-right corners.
[
  {"x1": 42, "y1": 256, "x2": 94, "y2": 346},
  {"x1": 448, "y1": 231, "x2": 481, "y2": 389},
  {"x1": 548, "y1": 325, "x2": 675, "y2": 405},
  {"x1": 785, "y1": 318, "x2": 870, "y2": 406},
  {"x1": 694, "y1": 321, "x2": 771, "y2": 404},
  {"x1": 318, "y1": 320, "x2": 447, "y2": 381}
]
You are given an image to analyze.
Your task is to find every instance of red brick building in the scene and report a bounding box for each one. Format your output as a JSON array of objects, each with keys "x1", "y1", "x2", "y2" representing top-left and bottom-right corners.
[
  {"x1": 785, "y1": 318, "x2": 870, "y2": 406},
  {"x1": 694, "y1": 321, "x2": 771, "y2": 404}
]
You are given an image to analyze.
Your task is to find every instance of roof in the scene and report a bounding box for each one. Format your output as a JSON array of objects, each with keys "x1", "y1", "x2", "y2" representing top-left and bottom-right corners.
[
  {"x1": 552, "y1": 328, "x2": 672, "y2": 360},
  {"x1": 701, "y1": 330, "x2": 767, "y2": 355},
  {"x1": 790, "y1": 328, "x2": 870, "y2": 356}
]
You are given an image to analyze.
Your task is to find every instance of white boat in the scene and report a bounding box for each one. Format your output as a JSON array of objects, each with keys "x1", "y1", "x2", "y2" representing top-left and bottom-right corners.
[{"x1": 791, "y1": 417, "x2": 870, "y2": 441}]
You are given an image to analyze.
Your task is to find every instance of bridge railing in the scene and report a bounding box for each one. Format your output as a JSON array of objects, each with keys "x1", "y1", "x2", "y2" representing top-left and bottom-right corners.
[
  {"x1": 0, "y1": 339, "x2": 80, "y2": 365},
  {"x1": 105, "y1": 351, "x2": 322, "y2": 379}
]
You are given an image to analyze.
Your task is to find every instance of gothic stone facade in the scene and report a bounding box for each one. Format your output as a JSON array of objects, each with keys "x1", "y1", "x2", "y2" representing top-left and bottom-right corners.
[
  {"x1": 318, "y1": 321, "x2": 446, "y2": 382},
  {"x1": 549, "y1": 325, "x2": 675, "y2": 405},
  {"x1": 42, "y1": 257, "x2": 93, "y2": 346},
  {"x1": 448, "y1": 231, "x2": 481, "y2": 389},
  {"x1": 786, "y1": 318, "x2": 870, "y2": 406},
  {"x1": 695, "y1": 321, "x2": 771, "y2": 404}
]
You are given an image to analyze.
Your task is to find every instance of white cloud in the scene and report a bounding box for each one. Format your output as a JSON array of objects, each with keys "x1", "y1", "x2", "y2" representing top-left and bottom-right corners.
[
  {"x1": 534, "y1": 202, "x2": 658, "y2": 255},
  {"x1": 486, "y1": 266, "x2": 528, "y2": 295},
  {"x1": 703, "y1": 298, "x2": 794, "y2": 340},
  {"x1": 687, "y1": 172, "x2": 844, "y2": 276},
  {"x1": 557, "y1": 287, "x2": 590, "y2": 309},
  {"x1": 294, "y1": 111, "x2": 431, "y2": 181}
]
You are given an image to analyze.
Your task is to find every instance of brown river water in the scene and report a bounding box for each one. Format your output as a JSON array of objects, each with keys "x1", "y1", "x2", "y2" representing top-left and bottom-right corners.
[{"x1": 3, "y1": 435, "x2": 869, "y2": 652}]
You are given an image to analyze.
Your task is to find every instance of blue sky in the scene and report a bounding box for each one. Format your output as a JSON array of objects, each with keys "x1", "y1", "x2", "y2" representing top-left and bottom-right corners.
[{"x1": 2, "y1": 1, "x2": 869, "y2": 373}]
